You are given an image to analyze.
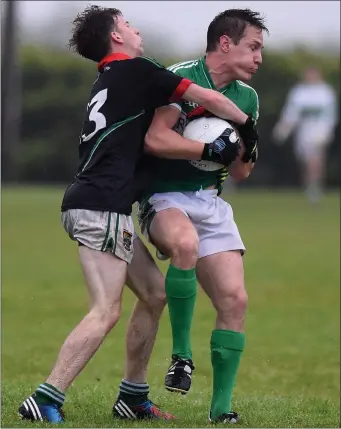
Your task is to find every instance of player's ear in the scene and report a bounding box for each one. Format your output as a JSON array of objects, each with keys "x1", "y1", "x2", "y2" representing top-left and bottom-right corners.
[
  {"x1": 111, "y1": 31, "x2": 123, "y2": 44},
  {"x1": 220, "y1": 35, "x2": 230, "y2": 53}
]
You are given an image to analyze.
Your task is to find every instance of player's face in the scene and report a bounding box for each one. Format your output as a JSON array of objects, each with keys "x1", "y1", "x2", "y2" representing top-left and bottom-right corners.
[
  {"x1": 112, "y1": 16, "x2": 144, "y2": 56},
  {"x1": 225, "y1": 25, "x2": 263, "y2": 81},
  {"x1": 303, "y1": 68, "x2": 321, "y2": 83}
]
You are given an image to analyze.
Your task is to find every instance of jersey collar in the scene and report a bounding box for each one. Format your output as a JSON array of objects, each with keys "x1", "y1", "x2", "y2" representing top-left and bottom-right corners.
[
  {"x1": 199, "y1": 56, "x2": 233, "y2": 94},
  {"x1": 98, "y1": 53, "x2": 131, "y2": 71}
]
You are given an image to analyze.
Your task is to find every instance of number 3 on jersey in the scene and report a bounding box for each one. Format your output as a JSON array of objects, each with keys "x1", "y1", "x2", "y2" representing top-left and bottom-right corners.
[{"x1": 81, "y1": 88, "x2": 108, "y2": 143}]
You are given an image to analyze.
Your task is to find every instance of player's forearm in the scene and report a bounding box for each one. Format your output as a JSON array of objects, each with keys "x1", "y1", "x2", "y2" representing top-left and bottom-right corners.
[
  {"x1": 280, "y1": 105, "x2": 301, "y2": 131},
  {"x1": 273, "y1": 120, "x2": 296, "y2": 142},
  {"x1": 144, "y1": 128, "x2": 204, "y2": 160},
  {"x1": 227, "y1": 141, "x2": 254, "y2": 181},
  {"x1": 228, "y1": 158, "x2": 254, "y2": 181},
  {"x1": 183, "y1": 84, "x2": 248, "y2": 124}
]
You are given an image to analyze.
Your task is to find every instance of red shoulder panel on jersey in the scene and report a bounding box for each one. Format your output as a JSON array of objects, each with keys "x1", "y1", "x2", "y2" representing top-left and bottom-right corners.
[{"x1": 169, "y1": 78, "x2": 192, "y2": 102}]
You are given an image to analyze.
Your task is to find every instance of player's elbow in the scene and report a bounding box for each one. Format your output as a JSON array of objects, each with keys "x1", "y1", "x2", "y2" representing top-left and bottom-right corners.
[
  {"x1": 228, "y1": 163, "x2": 254, "y2": 182},
  {"x1": 231, "y1": 169, "x2": 251, "y2": 182},
  {"x1": 144, "y1": 131, "x2": 159, "y2": 155}
]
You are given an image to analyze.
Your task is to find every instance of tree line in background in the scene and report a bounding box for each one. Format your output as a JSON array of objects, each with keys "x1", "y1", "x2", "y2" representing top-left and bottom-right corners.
[{"x1": 1, "y1": 45, "x2": 340, "y2": 187}]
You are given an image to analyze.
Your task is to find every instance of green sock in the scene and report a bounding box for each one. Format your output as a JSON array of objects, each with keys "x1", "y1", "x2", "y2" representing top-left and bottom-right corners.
[
  {"x1": 210, "y1": 329, "x2": 245, "y2": 420},
  {"x1": 35, "y1": 383, "x2": 65, "y2": 407},
  {"x1": 165, "y1": 264, "x2": 197, "y2": 360}
]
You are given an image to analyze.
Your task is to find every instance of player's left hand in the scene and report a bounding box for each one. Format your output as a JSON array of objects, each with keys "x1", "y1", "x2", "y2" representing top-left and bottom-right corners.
[
  {"x1": 236, "y1": 116, "x2": 259, "y2": 163},
  {"x1": 188, "y1": 108, "x2": 258, "y2": 163},
  {"x1": 201, "y1": 128, "x2": 241, "y2": 166},
  {"x1": 242, "y1": 143, "x2": 258, "y2": 163}
]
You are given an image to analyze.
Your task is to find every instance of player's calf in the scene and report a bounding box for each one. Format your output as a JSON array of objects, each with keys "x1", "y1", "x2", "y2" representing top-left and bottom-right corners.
[
  {"x1": 148, "y1": 208, "x2": 199, "y2": 386},
  {"x1": 196, "y1": 252, "x2": 246, "y2": 421},
  {"x1": 197, "y1": 251, "x2": 247, "y2": 331}
]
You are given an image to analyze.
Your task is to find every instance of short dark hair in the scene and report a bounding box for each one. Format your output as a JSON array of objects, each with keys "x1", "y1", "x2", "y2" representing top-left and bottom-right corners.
[
  {"x1": 206, "y1": 9, "x2": 269, "y2": 52},
  {"x1": 68, "y1": 5, "x2": 122, "y2": 62}
]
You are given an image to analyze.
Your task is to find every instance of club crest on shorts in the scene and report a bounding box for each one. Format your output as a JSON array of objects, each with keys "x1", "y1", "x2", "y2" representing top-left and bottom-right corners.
[{"x1": 123, "y1": 229, "x2": 132, "y2": 251}]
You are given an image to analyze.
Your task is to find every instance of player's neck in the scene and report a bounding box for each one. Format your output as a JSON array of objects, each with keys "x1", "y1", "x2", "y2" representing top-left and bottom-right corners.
[
  {"x1": 205, "y1": 52, "x2": 234, "y2": 90},
  {"x1": 110, "y1": 46, "x2": 139, "y2": 59}
]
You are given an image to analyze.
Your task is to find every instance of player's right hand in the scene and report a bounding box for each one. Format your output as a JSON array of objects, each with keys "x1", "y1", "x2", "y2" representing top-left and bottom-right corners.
[{"x1": 201, "y1": 127, "x2": 241, "y2": 166}]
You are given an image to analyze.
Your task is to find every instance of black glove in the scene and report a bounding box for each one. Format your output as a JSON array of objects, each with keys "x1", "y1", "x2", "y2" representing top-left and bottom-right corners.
[
  {"x1": 248, "y1": 144, "x2": 259, "y2": 163},
  {"x1": 237, "y1": 116, "x2": 259, "y2": 163},
  {"x1": 201, "y1": 127, "x2": 241, "y2": 167}
]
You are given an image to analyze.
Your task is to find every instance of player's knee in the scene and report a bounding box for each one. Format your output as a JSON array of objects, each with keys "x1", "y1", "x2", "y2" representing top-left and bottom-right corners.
[
  {"x1": 217, "y1": 286, "x2": 248, "y2": 317},
  {"x1": 140, "y1": 288, "x2": 167, "y2": 313},
  {"x1": 150, "y1": 290, "x2": 167, "y2": 312},
  {"x1": 171, "y1": 233, "x2": 199, "y2": 268},
  {"x1": 91, "y1": 305, "x2": 121, "y2": 333},
  {"x1": 132, "y1": 270, "x2": 167, "y2": 312},
  {"x1": 234, "y1": 289, "x2": 248, "y2": 314},
  {"x1": 146, "y1": 295, "x2": 167, "y2": 318},
  {"x1": 230, "y1": 288, "x2": 248, "y2": 316},
  {"x1": 103, "y1": 309, "x2": 121, "y2": 332}
]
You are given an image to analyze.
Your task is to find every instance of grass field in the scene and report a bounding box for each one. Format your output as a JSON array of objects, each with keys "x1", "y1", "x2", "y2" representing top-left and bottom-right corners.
[{"x1": 1, "y1": 187, "x2": 340, "y2": 428}]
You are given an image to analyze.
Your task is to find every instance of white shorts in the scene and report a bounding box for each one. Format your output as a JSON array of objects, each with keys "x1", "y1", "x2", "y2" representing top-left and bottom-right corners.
[
  {"x1": 61, "y1": 209, "x2": 134, "y2": 263},
  {"x1": 295, "y1": 126, "x2": 332, "y2": 161},
  {"x1": 137, "y1": 189, "x2": 245, "y2": 258}
]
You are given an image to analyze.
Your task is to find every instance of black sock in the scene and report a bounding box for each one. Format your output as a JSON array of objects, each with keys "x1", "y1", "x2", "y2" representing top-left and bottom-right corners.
[
  {"x1": 118, "y1": 379, "x2": 149, "y2": 406},
  {"x1": 34, "y1": 383, "x2": 65, "y2": 407}
]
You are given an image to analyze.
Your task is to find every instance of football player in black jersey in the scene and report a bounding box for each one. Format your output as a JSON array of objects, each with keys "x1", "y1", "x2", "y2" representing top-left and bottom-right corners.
[{"x1": 18, "y1": 5, "x2": 258, "y2": 424}]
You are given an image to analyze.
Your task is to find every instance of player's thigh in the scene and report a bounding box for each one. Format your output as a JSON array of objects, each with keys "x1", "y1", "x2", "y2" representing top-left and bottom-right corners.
[
  {"x1": 192, "y1": 196, "x2": 247, "y2": 309},
  {"x1": 137, "y1": 193, "x2": 199, "y2": 256},
  {"x1": 194, "y1": 196, "x2": 245, "y2": 259},
  {"x1": 295, "y1": 140, "x2": 312, "y2": 164},
  {"x1": 79, "y1": 245, "x2": 127, "y2": 314},
  {"x1": 196, "y1": 250, "x2": 246, "y2": 312},
  {"x1": 294, "y1": 134, "x2": 329, "y2": 165},
  {"x1": 151, "y1": 208, "x2": 199, "y2": 256},
  {"x1": 309, "y1": 143, "x2": 328, "y2": 166},
  {"x1": 62, "y1": 209, "x2": 134, "y2": 311},
  {"x1": 126, "y1": 235, "x2": 166, "y2": 305}
]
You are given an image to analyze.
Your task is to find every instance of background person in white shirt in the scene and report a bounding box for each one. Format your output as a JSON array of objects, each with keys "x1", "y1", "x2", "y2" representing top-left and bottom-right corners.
[{"x1": 273, "y1": 67, "x2": 337, "y2": 203}]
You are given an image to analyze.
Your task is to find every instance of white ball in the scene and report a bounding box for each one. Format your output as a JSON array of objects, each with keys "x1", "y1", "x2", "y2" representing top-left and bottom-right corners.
[{"x1": 183, "y1": 117, "x2": 239, "y2": 171}]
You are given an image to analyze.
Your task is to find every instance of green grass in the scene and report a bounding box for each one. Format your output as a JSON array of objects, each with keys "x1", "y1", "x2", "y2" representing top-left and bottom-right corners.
[{"x1": 1, "y1": 187, "x2": 340, "y2": 428}]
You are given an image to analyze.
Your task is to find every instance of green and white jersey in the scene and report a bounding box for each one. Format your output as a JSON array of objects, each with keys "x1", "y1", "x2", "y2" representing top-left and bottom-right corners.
[{"x1": 143, "y1": 56, "x2": 259, "y2": 195}]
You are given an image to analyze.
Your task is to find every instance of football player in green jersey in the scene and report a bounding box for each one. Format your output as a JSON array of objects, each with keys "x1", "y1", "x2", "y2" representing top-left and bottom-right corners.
[
  {"x1": 132, "y1": 9, "x2": 268, "y2": 423},
  {"x1": 19, "y1": 5, "x2": 261, "y2": 424}
]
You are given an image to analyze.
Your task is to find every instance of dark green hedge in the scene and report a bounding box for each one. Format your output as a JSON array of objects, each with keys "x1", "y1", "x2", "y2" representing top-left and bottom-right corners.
[{"x1": 3, "y1": 45, "x2": 339, "y2": 187}]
